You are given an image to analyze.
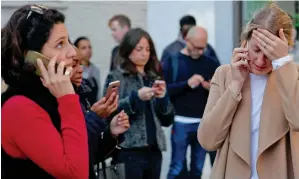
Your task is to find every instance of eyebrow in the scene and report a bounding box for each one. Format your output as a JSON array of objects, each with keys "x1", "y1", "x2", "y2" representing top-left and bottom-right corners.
[{"x1": 55, "y1": 36, "x2": 65, "y2": 43}]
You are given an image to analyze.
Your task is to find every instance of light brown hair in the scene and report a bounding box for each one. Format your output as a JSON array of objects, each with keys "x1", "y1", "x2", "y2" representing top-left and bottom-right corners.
[
  {"x1": 108, "y1": 14, "x2": 131, "y2": 28},
  {"x1": 241, "y1": 2, "x2": 294, "y2": 47}
]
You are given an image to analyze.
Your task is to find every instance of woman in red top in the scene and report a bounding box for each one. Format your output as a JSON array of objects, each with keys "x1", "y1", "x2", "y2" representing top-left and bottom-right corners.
[{"x1": 1, "y1": 4, "x2": 88, "y2": 179}]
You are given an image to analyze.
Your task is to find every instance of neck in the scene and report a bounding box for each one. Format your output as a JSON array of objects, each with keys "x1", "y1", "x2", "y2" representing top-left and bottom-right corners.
[{"x1": 136, "y1": 66, "x2": 145, "y2": 75}]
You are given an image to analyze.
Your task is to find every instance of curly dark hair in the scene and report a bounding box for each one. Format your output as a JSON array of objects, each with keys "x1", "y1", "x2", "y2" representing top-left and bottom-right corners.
[
  {"x1": 116, "y1": 28, "x2": 163, "y2": 78},
  {"x1": 1, "y1": 4, "x2": 65, "y2": 87}
]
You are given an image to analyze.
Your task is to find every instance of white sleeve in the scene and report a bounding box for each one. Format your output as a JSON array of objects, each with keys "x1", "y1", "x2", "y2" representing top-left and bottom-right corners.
[{"x1": 272, "y1": 55, "x2": 293, "y2": 70}]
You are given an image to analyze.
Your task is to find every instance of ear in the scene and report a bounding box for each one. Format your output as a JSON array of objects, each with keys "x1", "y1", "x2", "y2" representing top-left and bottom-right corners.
[
  {"x1": 24, "y1": 50, "x2": 28, "y2": 57},
  {"x1": 279, "y1": 28, "x2": 288, "y2": 43},
  {"x1": 124, "y1": 25, "x2": 130, "y2": 32}
]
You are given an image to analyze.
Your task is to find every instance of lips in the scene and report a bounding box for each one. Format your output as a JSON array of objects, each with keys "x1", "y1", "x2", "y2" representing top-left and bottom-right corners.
[{"x1": 254, "y1": 64, "x2": 266, "y2": 70}]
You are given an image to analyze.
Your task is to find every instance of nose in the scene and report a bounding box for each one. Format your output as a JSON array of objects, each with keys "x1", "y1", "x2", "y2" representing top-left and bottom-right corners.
[
  {"x1": 73, "y1": 58, "x2": 79, "y2": 67},
  {"x1": 67, "y1": 45, "x2": 77, "y2": 60},
  {"x1": 65, "y1": 45, "x2": 77, "y2": 66},
  {"x1": 255, "y1": 54, "x2": 267, "y2": 66},
  {"x1": 142, "y1": 49, "x2": 149, "y2": 56}
]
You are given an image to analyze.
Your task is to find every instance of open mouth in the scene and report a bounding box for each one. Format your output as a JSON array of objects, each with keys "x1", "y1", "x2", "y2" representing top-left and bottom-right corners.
[{"x1": 254, "y1": 64, "x2": 267, "y2": 71}]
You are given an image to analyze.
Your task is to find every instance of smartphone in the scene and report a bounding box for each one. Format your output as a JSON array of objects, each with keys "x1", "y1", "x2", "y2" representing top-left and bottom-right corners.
[
  {"x1": 105, "y1": 80, "x2": 120, "y2": 98},
  {"x1": 25, "y1": 50, "x2": 65, "y2": 76},
  {"x1": 153, "y1": 80, "x2": 165, "y2": 88},
  {"x1": 25, "y1": 50, "x2": 51, "y2": 76}
]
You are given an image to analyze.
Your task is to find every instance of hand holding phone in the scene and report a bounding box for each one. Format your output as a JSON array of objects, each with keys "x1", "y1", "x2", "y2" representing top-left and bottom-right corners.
[
  {"x1": 105, "y1": 81, "x2": 120, "y2": 99},
  {"x1": 152, "y1": 80, "x2": 166, "y2": 98},
  {"x1": 36, "y1": 55, "x2": 74, "y2": 98},
  {"x1": 91, "y1": 93, "x2": 119, "y2": 118},
  {"x1": 230, "y1": 41, "x2": 250, "y2": 93},
  {"x1": 25, "y1": 50, "x2": 68, "y2": 76}
]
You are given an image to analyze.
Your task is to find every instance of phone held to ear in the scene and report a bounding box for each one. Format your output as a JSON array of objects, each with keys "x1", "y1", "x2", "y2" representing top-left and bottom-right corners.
[
  {"x1": 25, "y1": 50, "x2": 63, "y2": 76},
  {"x1": 105, "y1": 80, "x2": 120, "y2": 98}
]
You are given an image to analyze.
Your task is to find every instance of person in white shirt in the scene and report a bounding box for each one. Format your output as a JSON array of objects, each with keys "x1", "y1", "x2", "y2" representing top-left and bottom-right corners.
[{"x1": 197, "y1": 2, "x2": 299, "y2": 179}]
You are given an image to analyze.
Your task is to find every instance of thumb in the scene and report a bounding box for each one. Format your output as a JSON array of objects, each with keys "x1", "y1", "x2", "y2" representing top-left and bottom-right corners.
[
  {"x1": 279, "y1": 28, "x2": 287, "y2": 43},
  {"x1": 145, "y1": 87, "x2": 154, "y2": 93},
  {"x1": 94, "y1": 97, "x2": 106, "y2": 106}
]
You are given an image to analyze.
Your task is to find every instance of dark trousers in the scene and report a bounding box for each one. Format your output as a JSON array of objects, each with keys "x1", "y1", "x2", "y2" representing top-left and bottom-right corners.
[
  {"x1": 113, "y1": 146, "x2": 162, "y2": 179},
  {"x1": 168, "y1": 122, "x2": 216, "y2": 179}
]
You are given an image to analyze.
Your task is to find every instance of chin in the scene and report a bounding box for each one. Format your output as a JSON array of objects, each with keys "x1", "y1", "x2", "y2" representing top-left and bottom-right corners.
[{"x1": 251, "y1": 68, "x2": 272, "y2": 75}]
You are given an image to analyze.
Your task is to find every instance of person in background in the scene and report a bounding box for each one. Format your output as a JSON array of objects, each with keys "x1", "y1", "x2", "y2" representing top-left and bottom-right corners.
[
  {"x1": 1, "y1": 4, "x2": 88, "y2": 178},
  {"x1": 198, "y1": 3, "x2": 299, "y2": 179},
  {"x1": 163, "y1": 26, "x2": 219, "y2": 179},
  {"x1": 104, "y1": 28, "x2": 174, "y2": 179},
  {"x1": 289, "y1": 14, "x2": 299, "y2": 63},
  {"x1": 74, "y1": 36, "x2": 100, "y2": 104},
  {"x1": 71, "y1": 49, "x2": 130, "y2": 179},
  {"x1": 161, "y1": 15, "x2": 220, "y2": 66},
  {"x1": 108, "y1": 14, "x2": 131, "y2": 71}
]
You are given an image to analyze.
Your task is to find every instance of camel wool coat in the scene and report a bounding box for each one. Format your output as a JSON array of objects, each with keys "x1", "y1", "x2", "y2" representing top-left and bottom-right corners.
[{"x1": 198, "y1": 61, "x2": 299, "y2": 179}]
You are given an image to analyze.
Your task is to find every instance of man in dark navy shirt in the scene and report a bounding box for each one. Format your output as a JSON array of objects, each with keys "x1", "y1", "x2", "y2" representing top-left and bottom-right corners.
[
  {"x1": 161, "y1": 15, "x2": 220, "y2": 67},
  {"x1": 163, "y1": 26, "x2": 219, "y2": 179}
]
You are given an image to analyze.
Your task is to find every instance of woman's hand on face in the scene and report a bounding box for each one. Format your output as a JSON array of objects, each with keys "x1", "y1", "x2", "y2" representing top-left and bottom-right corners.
[
  {"x1": 252, "y1": 28, "x2": 289, "y2": 61},
  {"x1": 110, "y1": 110, "x2": 130, "y2": 137},
  {"x1": 37, "y1": 55, "x2": 75, "y2": 98},
  {"x1": 91, "y1": 92, "x2": 119, "y2": 118},
  {"x1": 231, "y1": 41, "x2": 250, "y2": 89}
]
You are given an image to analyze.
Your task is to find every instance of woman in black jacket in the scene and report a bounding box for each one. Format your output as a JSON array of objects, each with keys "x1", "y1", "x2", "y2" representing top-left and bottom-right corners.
[
  {"x1": 71, "y1": 47, "x2": 129, "y2": 179},
  {"x1": 104, "y1": 28, "x2": 174, "y2": 179}
]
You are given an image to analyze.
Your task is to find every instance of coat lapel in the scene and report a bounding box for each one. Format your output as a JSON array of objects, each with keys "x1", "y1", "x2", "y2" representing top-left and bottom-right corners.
[
  {"x1": 229, "y1": 74, "x2": 252, "y2": 167},
  {"x1": 257, "y1": 71, "x2": 289, "y2": 159}
]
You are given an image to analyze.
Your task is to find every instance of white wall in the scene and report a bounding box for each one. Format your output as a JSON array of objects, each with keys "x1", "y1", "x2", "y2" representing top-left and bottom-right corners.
[
  {"x1": 147, "y1": 1, "x2": 216, "y2": 60},
  {"x1": 147, "y1": 1, "x2": 234, "y2": 65},
  {"x1": 215, "y1": 1, "x2": 235, "y2": 64}
]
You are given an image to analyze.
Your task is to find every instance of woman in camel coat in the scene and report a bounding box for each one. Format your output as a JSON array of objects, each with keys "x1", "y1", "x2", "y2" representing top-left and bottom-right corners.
[{"x1": 198, "y1": 3, "x2": 299, "y2": 179}]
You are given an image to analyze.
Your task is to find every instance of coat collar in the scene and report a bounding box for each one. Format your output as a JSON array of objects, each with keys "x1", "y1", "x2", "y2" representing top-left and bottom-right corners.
[{"x1": 228, "y1": 70, "x2": 289, "y2": 167}]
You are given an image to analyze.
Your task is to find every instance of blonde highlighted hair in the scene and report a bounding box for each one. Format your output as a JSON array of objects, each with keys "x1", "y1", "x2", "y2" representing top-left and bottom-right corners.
[{"x1": 240, "y1": 2, "x2": 294, "y2": 47}]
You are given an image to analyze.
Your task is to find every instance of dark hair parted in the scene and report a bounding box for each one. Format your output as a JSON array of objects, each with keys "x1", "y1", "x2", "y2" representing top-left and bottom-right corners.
[
  {"x1": 73, "y1": 36, "x2": 89, "y2": 48},
  {"x1": 1, "y1": 4, "x2": 65, "y2": 87},
  {"x1": 115, "y1": 28, "x2": 163, "y2": 77}
]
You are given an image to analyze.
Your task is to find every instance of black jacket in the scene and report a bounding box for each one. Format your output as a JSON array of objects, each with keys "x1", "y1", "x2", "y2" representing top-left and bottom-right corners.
[{"x1": 77, "y1": 80, "x2": 124, "y2": 179}]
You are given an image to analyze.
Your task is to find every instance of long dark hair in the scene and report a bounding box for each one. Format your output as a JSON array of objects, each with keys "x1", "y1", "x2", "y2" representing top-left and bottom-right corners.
[
  {"x1": 115, "y1": 28, "x2": 163, "y2": 78},
  {"x1": 1, "y1": 4, "x2": 65, "y2": 87}
]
